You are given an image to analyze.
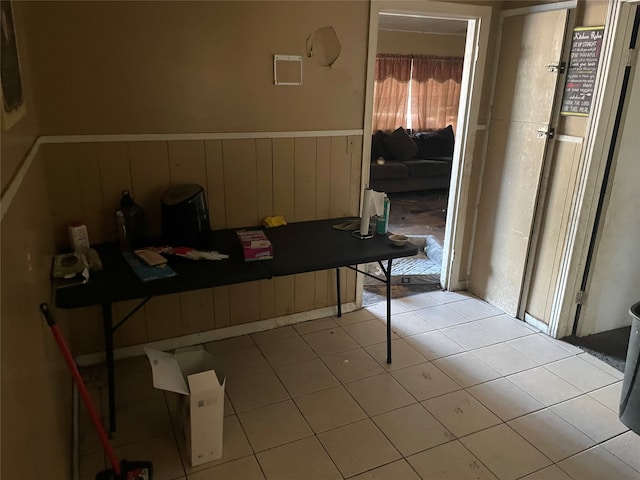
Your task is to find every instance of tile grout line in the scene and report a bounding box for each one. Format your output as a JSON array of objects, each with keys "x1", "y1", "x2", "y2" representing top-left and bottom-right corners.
[{"x1": 81, "y1": 291, "x2": 635, "y2": 479}]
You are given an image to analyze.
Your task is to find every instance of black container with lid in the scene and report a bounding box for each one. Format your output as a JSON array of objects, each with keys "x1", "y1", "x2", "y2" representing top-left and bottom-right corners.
[
  {"x1": 161, "y1": 184, "x2": 211, "y2": 247},
  {"x1": 620, "y1": 301, "x2": 640, "y2": 435}
]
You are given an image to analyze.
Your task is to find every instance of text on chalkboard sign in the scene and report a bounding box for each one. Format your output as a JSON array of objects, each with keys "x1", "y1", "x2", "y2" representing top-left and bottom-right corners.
[{"x1": 560, "y1": 26, "x2": 605, "y2": 117}]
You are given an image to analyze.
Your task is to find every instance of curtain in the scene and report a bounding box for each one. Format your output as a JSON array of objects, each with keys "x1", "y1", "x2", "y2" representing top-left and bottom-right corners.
[
  {"x1": 411, "y1": 56, "x2": 464, "y2": 132},
  {"x1": 372, "y1": 54, "x2": 412, "y2": 132}
]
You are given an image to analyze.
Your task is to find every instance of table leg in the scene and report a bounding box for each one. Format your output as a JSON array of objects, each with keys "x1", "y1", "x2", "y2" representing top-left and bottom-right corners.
[
  {"x1": 386, "y1": 259, "x2": 393, "y2": 364},
  {"x1": 336, "y1": 267, "x2": 342, "y2": 317},
  {"x1": 102, "y1": 303, "x2": 116, "y2": 436}
]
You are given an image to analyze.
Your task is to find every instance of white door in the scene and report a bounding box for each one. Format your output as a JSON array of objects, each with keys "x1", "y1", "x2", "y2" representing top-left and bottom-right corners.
[{"x1": 470, "y1": 7, "x2": 570, "y2": 316}]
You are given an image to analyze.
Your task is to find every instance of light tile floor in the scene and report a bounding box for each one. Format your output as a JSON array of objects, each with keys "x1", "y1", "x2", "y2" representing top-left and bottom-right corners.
[{"x1": 79, "y1": 291, "x2": 640, "y2": 480}]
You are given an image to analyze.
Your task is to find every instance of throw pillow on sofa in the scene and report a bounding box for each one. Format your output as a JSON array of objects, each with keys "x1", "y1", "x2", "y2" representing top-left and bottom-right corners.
[
  {"x1": 371, "y1": 130, "x2": 395, "y2": 161},
  {"x1": 383, "y1": 127, "x2": 419, "y2": 161},
  {"x1": 413, "y1": 125, "x2": 455, "y2": 158}
]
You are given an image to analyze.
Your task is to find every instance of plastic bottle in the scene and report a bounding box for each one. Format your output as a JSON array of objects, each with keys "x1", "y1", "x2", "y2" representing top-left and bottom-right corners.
[
  {"x1": 376, "y1": 195, "x2": 390, "y2": 234},
  {"x1": 119, "y1": 190, "x2": 146, "y2": 249},
  {"x1": 115, "y1": 210, "x2": 129, "y2": 251}
]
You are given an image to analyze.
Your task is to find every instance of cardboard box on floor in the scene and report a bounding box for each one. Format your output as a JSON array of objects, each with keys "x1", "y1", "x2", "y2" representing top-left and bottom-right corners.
[{"x1": 145, "y1": 346, "x2": 225, "y2": 466}]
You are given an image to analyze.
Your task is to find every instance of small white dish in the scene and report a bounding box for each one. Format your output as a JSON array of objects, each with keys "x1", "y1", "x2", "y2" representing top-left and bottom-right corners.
[{"x1": 389, "y1": 234, "x2": 409, "y2": 246}]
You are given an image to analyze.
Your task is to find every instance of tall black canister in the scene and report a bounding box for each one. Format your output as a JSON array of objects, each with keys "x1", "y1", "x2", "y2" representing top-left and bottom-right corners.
[
  {"x1": 161, "y1": 184, "x2": 211, "y2": 247},
  {"x1": 620, "y1": 301, "x2": 640, "y2": 434}
]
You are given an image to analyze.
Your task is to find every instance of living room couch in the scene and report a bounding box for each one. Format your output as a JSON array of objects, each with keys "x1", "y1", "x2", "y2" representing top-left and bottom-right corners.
[{"x1": 369, "y1": 125, "x2": 455, "y2": 193}]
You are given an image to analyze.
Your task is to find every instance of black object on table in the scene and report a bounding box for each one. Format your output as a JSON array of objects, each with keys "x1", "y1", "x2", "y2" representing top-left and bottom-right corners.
[{"x1": 55, "y1": 217, "x2": 418, "y2": 435}]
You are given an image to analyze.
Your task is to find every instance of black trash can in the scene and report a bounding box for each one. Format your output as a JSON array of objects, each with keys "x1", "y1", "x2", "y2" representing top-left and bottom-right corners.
[
  {"x1": 619, "y1": 301, "x2": 640, "y2": 434},
  {"x1": 161, "y1": 184, "x2": 210, "y2": 248}
]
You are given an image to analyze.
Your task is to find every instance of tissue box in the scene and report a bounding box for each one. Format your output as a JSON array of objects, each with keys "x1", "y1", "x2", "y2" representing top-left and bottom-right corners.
[
  {"x1": 236, "y1": 229, "x2": 273, "y2": 261},
  {"x1": 145, "y1": 346, "x2": 225, "y2": 466},
  {"x1": 68, "y1": 222, "x2": 90, "y2": 251}
]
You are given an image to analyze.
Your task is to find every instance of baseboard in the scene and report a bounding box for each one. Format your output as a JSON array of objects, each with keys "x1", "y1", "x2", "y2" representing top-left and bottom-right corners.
[
  {"x1": 524, "y1": 312, "x2": 550, "y2": 335},
  {"x1": 75, "y1": 303, "x2": 357, "y2": 367}
]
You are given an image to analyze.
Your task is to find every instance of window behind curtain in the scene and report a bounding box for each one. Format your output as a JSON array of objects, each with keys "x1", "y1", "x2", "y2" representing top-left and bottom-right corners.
[
  {"x1": 411, "y1": 56, "x2": 463, "y2": 132},
  {"x1": 372, "y1": 54, "x2": 412, "y2": 132},
  {"x1": 373, "y1": 54, "x2": 463, "y2": 133}
]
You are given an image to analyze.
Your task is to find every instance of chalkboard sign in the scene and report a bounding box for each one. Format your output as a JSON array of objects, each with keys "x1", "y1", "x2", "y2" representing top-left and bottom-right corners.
[{"x1": 560, "y1": 26, "x2": 605, "y2": 116}]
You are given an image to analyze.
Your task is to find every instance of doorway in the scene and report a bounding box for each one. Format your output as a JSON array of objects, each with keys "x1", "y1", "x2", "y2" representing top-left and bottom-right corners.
[
  {"x1": 563, "y1": 6, "x2": 639, "y2": 362},
  {"x1": 362, "y1": 190, "x2": 449, "y2": 306},
  {"x1": 360, "y1": 1, "x2": 492, "y2": 307},
  {"x1": 368, "y1": 15, "x2": 467, "y2": 296}
]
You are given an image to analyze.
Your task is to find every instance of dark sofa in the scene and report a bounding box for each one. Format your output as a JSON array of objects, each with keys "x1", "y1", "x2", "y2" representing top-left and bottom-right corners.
[{"x1": 369, "y1": 125, "x2": 455, "y2": 193}]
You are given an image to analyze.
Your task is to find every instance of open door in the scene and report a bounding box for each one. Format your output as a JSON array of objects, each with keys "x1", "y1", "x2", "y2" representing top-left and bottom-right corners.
[
  {"x1": 470, "y1": 6, "x2": 571, "y2": 317},
  {"x1": 362, "y1": 1, "x2": 492, "y2": 303}
]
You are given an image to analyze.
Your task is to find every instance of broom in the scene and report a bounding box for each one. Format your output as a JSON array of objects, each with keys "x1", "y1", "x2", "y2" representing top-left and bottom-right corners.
[{"x1": 40, "y1": 303, "x2": 153, "y2": 480}]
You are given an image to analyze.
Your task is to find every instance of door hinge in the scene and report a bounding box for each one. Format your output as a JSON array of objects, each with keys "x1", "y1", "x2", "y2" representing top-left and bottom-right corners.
[
  {"x1": 575, "y1": 290, "x2": 586, "y2": 305},
  {"x1": 537, "y1": 126, "x2": 555, "y2": 139},
  {"x1": 546, "y1": 62, "x2": 566, "y2": 73}
]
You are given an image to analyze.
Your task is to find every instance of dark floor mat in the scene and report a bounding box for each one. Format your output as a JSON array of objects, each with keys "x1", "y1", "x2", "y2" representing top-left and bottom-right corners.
[{"x1": 563, "y1": 326, "x2": 631, "y2": 373}]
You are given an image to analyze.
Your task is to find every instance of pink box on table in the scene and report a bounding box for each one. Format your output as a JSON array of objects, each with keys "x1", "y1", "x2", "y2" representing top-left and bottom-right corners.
[{"x1": 236, "y1": 229, "x2": 273, "y2": 261}]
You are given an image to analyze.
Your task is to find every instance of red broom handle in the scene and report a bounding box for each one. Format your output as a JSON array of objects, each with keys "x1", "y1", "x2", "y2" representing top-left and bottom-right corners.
[{"x1": 40, "y1": 303, "x2": 121, "y2": 476}]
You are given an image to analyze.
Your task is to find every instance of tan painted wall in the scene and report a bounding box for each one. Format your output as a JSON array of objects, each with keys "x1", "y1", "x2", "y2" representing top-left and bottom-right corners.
[
  {"x1": 24, "y1": 1, "x2": 369, "y2": 135},
  {"x1": 377, "y1": 30, "x2": 466, "y2": 57},
  {"x1": 0, "y1": 2, "x2": 39, "y2": 192},
  {"x1": 14, "y1": 1, "x2": 369, "y2": 355},
  {"x1": 1, "y1": 155, "x2": 72, "y2": 479},
  {"x1": 0, "y1": 3, "x2": 72, "y2": 478}
]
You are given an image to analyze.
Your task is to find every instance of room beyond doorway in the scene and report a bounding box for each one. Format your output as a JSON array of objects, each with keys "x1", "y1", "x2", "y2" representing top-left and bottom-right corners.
[
  {"x1": 363, "y1": 189, "x2": 448, "y2": 305},
  {"x1": 386, "y1": 189, "x2": 447, "y2": 242}
]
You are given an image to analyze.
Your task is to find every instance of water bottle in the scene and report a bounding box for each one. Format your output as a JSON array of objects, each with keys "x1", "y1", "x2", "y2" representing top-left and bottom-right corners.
[
  {"x1": 376, "y1": 195, "x2": 390, "y2": 234},
  {"x1": 119, "y1": 190, "x2": 146, "y2": 249}
]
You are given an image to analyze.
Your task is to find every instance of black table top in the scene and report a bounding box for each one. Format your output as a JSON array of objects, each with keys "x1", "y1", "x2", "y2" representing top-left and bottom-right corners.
[
  {"x1": 55, "y1": 217, "x2": 418, "y2": 309},
  {"x1": 268, "y1": 218, "x2": 418, "y2": 276}
]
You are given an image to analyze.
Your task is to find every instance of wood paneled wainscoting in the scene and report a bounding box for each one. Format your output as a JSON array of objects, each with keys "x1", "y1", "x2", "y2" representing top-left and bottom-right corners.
[{"x1": 41, "y1": 132, "x2": 364, "y2": 358}]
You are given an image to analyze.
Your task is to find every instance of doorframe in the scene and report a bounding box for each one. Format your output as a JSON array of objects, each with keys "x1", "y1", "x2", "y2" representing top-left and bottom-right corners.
[
  {"x1": 549, "y1": 0, "x2": 638, "y2": 339},
  {"x1": 361, "y1": 0, "x2": 492, "y2": 293}
]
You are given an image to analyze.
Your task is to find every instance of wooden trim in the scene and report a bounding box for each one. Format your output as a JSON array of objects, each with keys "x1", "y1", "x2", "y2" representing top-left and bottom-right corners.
[
  {"x1": 0, "y1": 137, "x2": 42, "y2": 220},
  {"x1": 40, "y1": 130, "x2": 363, "y2": 144},
  {"x1": 524, "y1": 312, "x2": 550, "y2": 334},
  {"x1": 501, "y1": 0, "x2": 577, "y2": 18},
  {"x1": 555, "y1": 134, "x2": 583, "y2": 143},
  {"x1": 0, "y1": 130, "x2": 363, "y2": 222}
]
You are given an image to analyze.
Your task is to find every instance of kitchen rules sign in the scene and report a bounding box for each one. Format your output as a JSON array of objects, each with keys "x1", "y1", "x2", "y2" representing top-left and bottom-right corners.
[{"x1": 560, "y1": 26, "x2": 605, "y2": 117}]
